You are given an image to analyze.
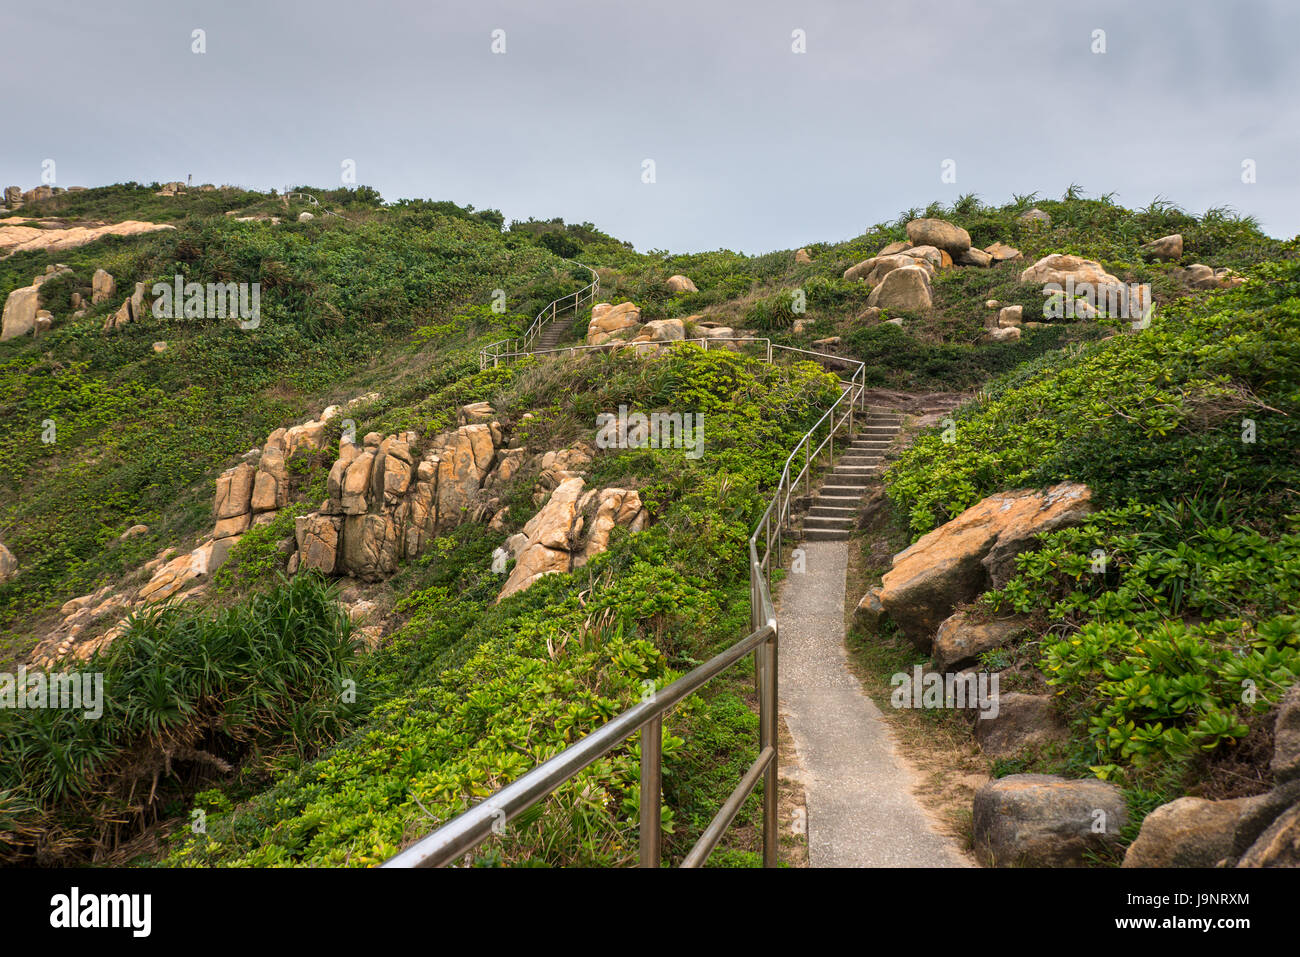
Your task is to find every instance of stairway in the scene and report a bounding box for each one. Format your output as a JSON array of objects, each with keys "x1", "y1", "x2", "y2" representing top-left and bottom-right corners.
[
  {"x1": 801, "y1": 409, "x2": 904, "y2": 541},
  {"x1": 534, "y1": 316, "x2": 576, "y2": 352}
]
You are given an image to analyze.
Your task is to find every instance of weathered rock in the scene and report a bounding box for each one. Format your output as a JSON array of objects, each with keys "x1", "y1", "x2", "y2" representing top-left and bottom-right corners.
[
  {"x1": 794, "y1": 248, "x2": 812, "y2": 263},
  {"x1": 666, "y1": 275, "x2": 698, "y2": 294},
  {"x1": 1237, "y1": 801, "x2": 1300, "y2": 867},
  {"x1": 1017, "y1": 208, "x2": 1051, "y2": 227},
  {"x1": 430, "y1": 423, "x2": 497, "y2": 530},
  {"x1": 1140, "y1": 234, "x2": 1183, "y2": 261},
  {"x1": 586, "y1": 301, "x2": 641, "y2": 344},
  {"x1": 973, "y1": 774, "x2": 1126, "y2": 866},
  {"x1": 1123, "y1": 796, "x2": 1256, "y2": 868},
  {"x1": 1, "y1": 285, "x2": 40, "y2": 340},
  {"x1": 1271, "y1": 684, "x2": 1300, "y2": 783},
  {"x1": 0, "y1": 220, "x2": 175, "y2": 258},
  {"x1": 577, "y1": 488, "x2": 646, "y2": 565},
  {"x1": 998, "y1": 305, "x2": 1023, "y2": 328},
  {"x1": 974, "y1": 692, "x2": 1068, "y2": 758},
  {"x1": 91, "y1": 268, "x2": 115, "y2": 304},
  {"x1": 845, "y1": 254, "x2": 926, "y2": 286},
  {"x1": 0, "y1": 543, "x2": 16, "y2": 583},
  {"x1": 933, "y1": 611, "x2": 1031, "y2": 672},
  {"x1": 458, "y1": 401, "x2": 495, "y2": 426},
  {"x1": 984, "y1": 241, "x2": 1023, "y2": 262},
  {"x1": 3, "y1": 186, "x2": 20, "y2": 208},
  {"x1": 900, "y1": 245, "x2": 948, "y2": 271},
  {"x1": 879, "y1": 483, "x2": 1093, "y2": 648},
  {"x1": 905, "y1": 218, "x2": 971, "y2": 254},
  {"x1": 866, "y1": 265, "x2": 932, "y2": 312},
  {"x1": 642, "y1": 318, "x2": 685, "y2": 342},
  {"x1": 499, "y1": 478, "x2": 586, "y2": 599},
  {"x1": 214, "y1": 462, "x2": 256, "y2": 520},
  {"x1": 854, "y1": 586, "x2": 885, "y2": 631},
  {"x1": 119, "y1": 524, "x2": 149, "y2": 540},
  {"x1": 878, "y1": 240, "x2": 913, "y2": 257},
  {"x1": 1019, "y1": 254, "x2": 1121, "y2": 290},
  {"x1": 957, "y1": 247, "x2": 993, "y2": 267}
]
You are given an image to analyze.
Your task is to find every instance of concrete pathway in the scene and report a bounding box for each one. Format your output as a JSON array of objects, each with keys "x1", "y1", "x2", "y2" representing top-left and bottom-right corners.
[{"x1": 779, "y1": 540, "x2": 968, "y2": 867}]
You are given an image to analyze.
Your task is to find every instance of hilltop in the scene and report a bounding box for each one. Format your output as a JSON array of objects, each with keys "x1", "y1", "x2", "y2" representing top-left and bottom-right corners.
[{"x1": 0, "y1": 181, "x2": 1296, "y2": 867}]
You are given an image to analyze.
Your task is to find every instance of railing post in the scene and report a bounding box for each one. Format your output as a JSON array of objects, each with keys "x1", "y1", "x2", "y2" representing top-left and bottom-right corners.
[
  {"x1": 640, "y1": 717, "x2": 662, "y2": 867},
  {"x1": 805, "y1": 442, "x2": 810, "y2": 497},
  {"x1": 760, "y1": 632, "x2": 778, "y2": 867}
]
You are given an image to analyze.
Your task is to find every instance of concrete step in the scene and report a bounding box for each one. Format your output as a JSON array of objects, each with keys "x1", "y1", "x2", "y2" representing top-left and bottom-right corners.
[
  {"x1": 820, "y1": 485, "x2": 867, "y2": 497},
  {"x1": 804, "y1": 517, "x2": 855, "y2": 530},
  {"x1": 808, "y1": 505, "x2": 858, "y2": 517},
  {"x1": 803, "y1": 527, "x2": 850, "y2": 541}
]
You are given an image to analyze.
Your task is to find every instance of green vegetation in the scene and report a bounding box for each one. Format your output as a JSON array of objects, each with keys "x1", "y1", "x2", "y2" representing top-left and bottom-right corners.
[
  {"x1": 882, "y1": 255, "x2": 1300, "y2": 797},
  {"x1": 2, "y1": 181, "x2": 1295, "y2": 866},
  {"x1": 0, "y1": 574, "x2": 358, "y2": 864}
]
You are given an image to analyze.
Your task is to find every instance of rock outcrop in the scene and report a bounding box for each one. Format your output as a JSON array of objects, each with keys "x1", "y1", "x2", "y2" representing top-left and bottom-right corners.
[
  {"x1": 875, "y1": 483, "x2": 1093, "y2": 649},
  {"x1": 498, "y1": 479, "x2": 646, "y2": 600},
  {"x1": 932, "y1": 610, "x2": 1031, "y2": 672},
  {"x1": 867, "y1": 264, "x2": 933, "y2": 312},
  {"x1": 0, "y1": 542, "x2": 16, "y2": 583},
  {"x1": 2, "y1": 264, "x2": 72, "y2": 340},
  {"x1": 666, "y1": 275, "x2": 698, "y2": 293},
  {"x1": 91, "y1": 268, "x2": 115, "y2": 304},
  {"x1": 905, "y1": 218, "x2": 971, "y2": 255},
  {"x1": 103, "y1": 282, "x2": 149, "y2": 332},
  {"x1": 1019, "y1": 253, "x2": 1121, "y2": 289},
  {"x1": 1140, "y1": 234, "x2": 1183, "y2": 261},
  {"x1": 0, "y1": 219, "x2": 174, "y2": 258}
]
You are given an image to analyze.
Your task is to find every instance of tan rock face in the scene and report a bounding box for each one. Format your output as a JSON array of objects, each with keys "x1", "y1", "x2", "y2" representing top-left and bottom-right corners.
[
  {"x1": 957, "y1": 246, "x2": 993, "y2": 267},
  {"x1": 0, "y1": 219, "x2": 175, "y2": 257},
  {"x1": 905, "y1": 218, "x2": 971, "y2": 254},
  {"x1": 932, "y1": 611, "x2": 1031, "y2": 672},
  {"x1": 866, "y1": 265, "x2": 933, "y2": 312},
  {"x1": 1141, "y1": 234, "x2": 1183, "y2": 261},
  {"x1": 91, "y1": 268, "x2": 115, "y2": 304},
  {"x1": 430, "y1": 423, "x2": 497, "y2": 531},
  {"x1": 1123, "y1": 796, "x2": 1255, "y2": 868},
  {"x1": 665, "y1": 275, "x2": 698, "y2": 293},
  {"x1": 1019, "y1": 254, "x2": 1121, "y2": 289},
  {"x1": 794, "y1": 248, "x2": 812, "y2": 263},
  {"x1": 0, "y1": 543, "x2": 16, "y2": 583},
  {"x1": 214, "y1": 463, "x2": 256, "y2": 519},
  {"x1": 974, "y1": 774, "x2": 1126, "y2": 867},
  {"x1": 1, "y1": 285, "x2": 40, "y2": 340},
  {"x1": 984, "y1": 241, "x2": 1022, "y2": 262},
  {"x1": 641, "y1": 318, "x2": 685, "y2": 342},
  {"x1": 586, "y1": 301, "x2": 641, "y2": 344},
  {"x1": 877, "y1": 240, "x2": 913, "y2": 257},
  {"x1": 499, "y1": 479, "x2": 647, "y2": 600},
  {"x1": 878, "y1": 483, "x2": 1093, "y2": 648}
]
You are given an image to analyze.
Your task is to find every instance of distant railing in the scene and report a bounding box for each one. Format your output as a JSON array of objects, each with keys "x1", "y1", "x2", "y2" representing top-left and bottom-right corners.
[
  {"x1": 479, "y1": 259, "x2": 600, "y2": 370},
  {"x1": 384, "y1": 319, "x2": 867, "y2": 869}
]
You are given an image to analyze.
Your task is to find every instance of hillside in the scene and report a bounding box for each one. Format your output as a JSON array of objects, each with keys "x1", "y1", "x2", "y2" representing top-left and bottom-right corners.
[{"x1": 0, "y1": 182, "x2": 1296, "y2": 868}]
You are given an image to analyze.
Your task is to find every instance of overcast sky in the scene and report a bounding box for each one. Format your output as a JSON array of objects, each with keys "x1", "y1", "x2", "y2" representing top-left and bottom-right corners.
[{"x1": 3, "y1": 0, "x2": 1297, "y2": 252}]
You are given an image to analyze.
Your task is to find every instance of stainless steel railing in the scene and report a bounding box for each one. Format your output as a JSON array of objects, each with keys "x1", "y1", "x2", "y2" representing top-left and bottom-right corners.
[
  {"x1": 384, "y1": 310, "x2": 867, "y2": 869},
  {"x1": 479, "y1": 259, "x2": 600, "y2": 370}
]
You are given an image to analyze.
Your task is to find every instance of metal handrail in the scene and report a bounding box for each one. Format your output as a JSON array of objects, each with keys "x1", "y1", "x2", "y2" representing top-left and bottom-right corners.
[
  {"x1": 384, "y1": 315, "x2": 867, "y2": 869},
  {"x1": 479, "y1": 259, "x2": 600, "y2": 370}
]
